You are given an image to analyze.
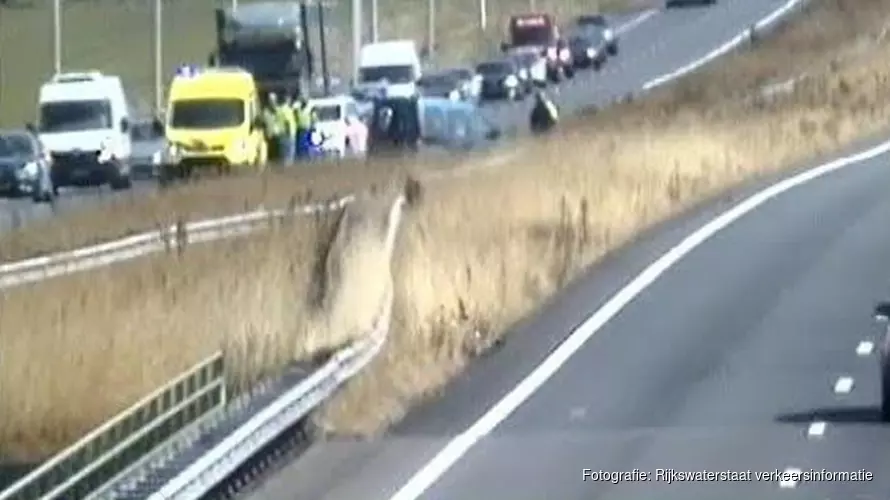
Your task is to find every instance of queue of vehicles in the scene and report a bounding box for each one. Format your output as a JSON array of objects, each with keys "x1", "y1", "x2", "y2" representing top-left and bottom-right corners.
[{"x1": 4, "y1": 1, "x2": 641, "y2": 203}]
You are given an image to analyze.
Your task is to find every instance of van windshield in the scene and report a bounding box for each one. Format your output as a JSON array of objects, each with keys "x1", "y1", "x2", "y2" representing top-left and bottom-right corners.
[
  {"x1": 312, "y1": 104, "x2": 342, "y2": 122},
  {"x1": 169, "y1": 98, "x2": 245, "y2": 129},
  {"x1": 359, "y1": 65, "x2": 415, "y2": 84},
  {"x1": 39, "y1": 99, "x2": 113, "y2": 133}
]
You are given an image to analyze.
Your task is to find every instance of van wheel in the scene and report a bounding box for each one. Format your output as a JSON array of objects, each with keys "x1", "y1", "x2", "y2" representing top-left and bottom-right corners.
[{"x1": 110, "y1": 173, "x2": 132, "y2": 191}]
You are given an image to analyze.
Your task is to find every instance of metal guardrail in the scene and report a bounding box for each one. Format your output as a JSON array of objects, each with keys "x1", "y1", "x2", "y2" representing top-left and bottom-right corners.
[
  {"x1": 0, "y1": 353, "x2": 226, "y2": 500},
  {"x1": 142, "y1": 196, "x2": 405, "y2": 499},
  {"x1": 0, "y1": 195, "x2": 354, "y2": 290}
]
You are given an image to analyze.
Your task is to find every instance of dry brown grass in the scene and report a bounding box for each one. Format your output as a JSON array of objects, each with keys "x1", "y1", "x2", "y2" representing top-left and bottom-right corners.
[
  {"x1": 0, "y1": 188, "x2": 399, "y2": 460},
  {"x1": 318, "y1": 0, "x2": 890, "y2": 433},
  {"x1": 3, "y1": 0, "x2": 890, "y2": 461}
]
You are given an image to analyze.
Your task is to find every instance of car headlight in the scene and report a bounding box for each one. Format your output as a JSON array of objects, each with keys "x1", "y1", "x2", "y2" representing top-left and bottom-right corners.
[
  {"x1": 98, "y1": 138, "x2": 115, "y2": 163},
  {"x1": 18, "y1": 161, "x2": 38, "y2": 179},
  {"x1": 559, "y1": 48, "x2": 571, "y2": 61},
  {"x1": 586, "y1": 47, "x2": 596, "y2": 58},
  {"x1": 234, "y1": 139, "x2": 249, "y2": 155},
  {"x1": 505, "y1": 74, "x2": 518, "y2": 87},
  {"x1": 604, "y1": 28, "x2": 615, "y2": 41},
  {"x1": 448, "y1": 89, "x2": 460, "y2": 101},
  {"x1": 519, "y1": 68, "x2": 529, "y2": 79},
  {"x1": 165, "y1": 142, "x2": 181, "y2": 162}
]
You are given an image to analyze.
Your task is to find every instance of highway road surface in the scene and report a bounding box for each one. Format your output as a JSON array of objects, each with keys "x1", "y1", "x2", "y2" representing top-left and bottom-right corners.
[
  {"x1": 239, "y1": 1, "x2": 857, "y2": 499},
  {"x1": 0, "y1": 0, "x2": 798, "y2": 234},
  {"x1": 245, "y1": 124, "x2": 890, "y2": 500}
]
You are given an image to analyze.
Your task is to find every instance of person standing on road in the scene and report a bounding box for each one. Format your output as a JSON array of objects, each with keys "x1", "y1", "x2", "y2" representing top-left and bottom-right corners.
[
  {"x1": 262, "y1": 94, "x2": 282, "y2": 162},
  {"x1": 294, "y1": 97, "x2": 313, "y2": 159},
  {"x1": 276, "y1": 95, "x2": 297, "y2": 164}
]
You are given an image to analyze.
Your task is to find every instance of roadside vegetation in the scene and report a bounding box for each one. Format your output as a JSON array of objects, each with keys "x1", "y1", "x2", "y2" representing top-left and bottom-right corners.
[{"x1": 2, "y1": 0, "x2": 890, "y2": 461}]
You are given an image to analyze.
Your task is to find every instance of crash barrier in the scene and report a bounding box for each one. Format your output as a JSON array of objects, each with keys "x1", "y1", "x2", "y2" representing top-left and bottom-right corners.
[
  {"x1": 0, "y1": 354, "x2": 226, "y2": 500},
  {"x1": 0, "y1": 195, "x2": 354, "y2": 290},
  {"x1": 109, "y1": 196, "x2": 405, "y2": 499}
]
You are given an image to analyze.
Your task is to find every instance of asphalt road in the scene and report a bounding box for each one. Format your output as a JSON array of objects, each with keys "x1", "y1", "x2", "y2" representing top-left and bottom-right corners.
[
  {"x1": 248, "y1": 132, "x2": 890, "y2": 500},
  {"x1": 241, "y1": 1, "x2": 823, "y2": 499},
  {"x1": 0, "y1": 0, "x2": 793, "y2": 234}
]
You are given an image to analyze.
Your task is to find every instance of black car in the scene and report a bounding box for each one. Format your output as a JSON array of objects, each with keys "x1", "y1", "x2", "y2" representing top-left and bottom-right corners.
[
  {"x1": 508, "y1": 49, "x2": 548, "y2": 88},
  {"x1": 568, "y1": 32, "x2": 608, "y2": 70},
  {"x1": 475, "y1": 59, "x2": 529, "y2": 101},
  {"x1": 873, "y1": 301, "x2": 890, "y2": 420},
  {"x1": 666, "y1": 0, "x2": 716, "y2": 7},
  {"x1": 418, "y1": 72, "x2": 463, "y2": 101},
  {"x1": 576, "y1": 14, "x2": 618, "y2": 55}
]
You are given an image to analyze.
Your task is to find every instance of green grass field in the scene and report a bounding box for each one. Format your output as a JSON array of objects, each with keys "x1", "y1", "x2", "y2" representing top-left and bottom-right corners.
[{"x1": 0, "y1": 0, "x2": 644, "y2": 127}]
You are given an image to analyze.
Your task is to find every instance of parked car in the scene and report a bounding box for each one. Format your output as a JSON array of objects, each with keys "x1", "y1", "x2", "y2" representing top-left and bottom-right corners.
[
  {"x1": 508, "y1": 47, "x2": 549, "y2": 88},
  {"x1": 575, "y1": 14, "x2": 619, "y2": 55},
  {"x1": 568, "y1": 31, "x2": 609, "y2": 70},
  {"x1": 418, "y1": 72, "x2": 464, "y2": 101},
  {"x1": 0, "y1": 128, "x2": 54, "y2": 202},
  {"x1": 129, "y1": 119, "x2": 165, "y2": 179},
  {"x1": 440, "y1": 67, "x2": 482, "y2": 102},
  {"x1": 475, "y1": 59, "x2": 530, "y2": 101}
]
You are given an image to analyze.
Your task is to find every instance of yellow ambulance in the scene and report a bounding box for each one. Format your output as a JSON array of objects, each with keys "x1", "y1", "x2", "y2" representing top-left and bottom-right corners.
[{"x1": 161, "y1": 65, "x2": 267, "y2": 181}]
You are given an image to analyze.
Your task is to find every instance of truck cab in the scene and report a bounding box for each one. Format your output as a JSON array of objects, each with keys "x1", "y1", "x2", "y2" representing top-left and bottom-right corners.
[
  {"x1": 502, "y1": 13, "x2": 574, "y2": 82},
  {"x1": 211, "y1": 1, "x2": 311, "y2": 99},
  {"x1": 37, "y1": 70, "x2": 134, "y2": 191}
]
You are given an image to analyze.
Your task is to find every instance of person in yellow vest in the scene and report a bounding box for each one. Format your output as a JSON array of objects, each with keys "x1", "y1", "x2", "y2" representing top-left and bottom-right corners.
[
  {"x1": 262, "y1": 93, "x2": 283, "y2": 161},
  {"x1": 276, "y1": 95, "x2": 297, "y2": 163}
]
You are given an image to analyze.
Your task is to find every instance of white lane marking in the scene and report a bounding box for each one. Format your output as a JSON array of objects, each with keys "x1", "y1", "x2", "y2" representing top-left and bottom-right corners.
[
  {"x1": 643, "y1": 0, "x2": 805, "y2": 90},
  {"x1": 807, "y1": 421, "x2": 826, "y2": 438},
  {"x1": 779, "y1": 468, "x2": 801, "y2": 488},
  {"x1": 387, "y1": 132, "x2": 890, "y2": 500},
  {"x1": 834, "y1": 376, "x2": 855, "y2": 394},
  {"x1": 856, "y1": 340, "x2": 874, "y2": 356},
  {"x1": 615, "y1": 9, "x2": 658, "y2": 35}
]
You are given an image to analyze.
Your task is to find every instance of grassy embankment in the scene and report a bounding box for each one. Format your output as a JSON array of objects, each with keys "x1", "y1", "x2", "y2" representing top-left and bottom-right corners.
[{"x1": 3, "y1": 0, "x2": 889, "y2": 460}]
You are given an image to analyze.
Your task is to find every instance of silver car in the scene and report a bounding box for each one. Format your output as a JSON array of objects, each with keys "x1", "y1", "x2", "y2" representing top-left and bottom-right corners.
[{"x1": 0, "y1": 129, "x2": 54, "y2": 203}]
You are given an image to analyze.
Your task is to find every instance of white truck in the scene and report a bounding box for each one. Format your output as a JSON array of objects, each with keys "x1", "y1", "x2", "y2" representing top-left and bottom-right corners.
[{"x1": 354, "y1": 39, "x2": 422, "y2": 99}]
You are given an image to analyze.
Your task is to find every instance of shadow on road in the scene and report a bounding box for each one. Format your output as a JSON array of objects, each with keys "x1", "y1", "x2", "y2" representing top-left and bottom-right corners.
[{"x1": 776, "y1": 406, "x2": 885, "y2": 425}]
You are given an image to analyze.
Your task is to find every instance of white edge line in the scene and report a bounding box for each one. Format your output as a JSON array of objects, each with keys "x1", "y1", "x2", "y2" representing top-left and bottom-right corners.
[
  {"x1": 856, "y1": 340, "x2": 874, "y2": 356},
  {"x1": 779, "y1": 467, "x2": 801, "y2": 488},
  {"x1": 642, "y1": 0, "x2": 803, "y2": 90},
  {"x1": 387, "y1": 142, "x2": 890, "y2": 500},
  {"x1": 615, "y1": 9, "x2": 658, "y2": 36},
  {"x1": 806, "y1": 421, "x2": 826, "y2": 437},
  {"x1": 833, "y1": 376, "x2": 854, "y2": 394}
]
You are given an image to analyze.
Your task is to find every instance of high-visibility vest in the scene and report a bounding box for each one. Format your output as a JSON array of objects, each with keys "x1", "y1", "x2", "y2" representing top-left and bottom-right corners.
[
  {"x1": 262, "y1": 108, "x2": 281, "y2": 136},
  {"x1": 275, "y1": 105, "x2": 294, "y2": 135},
  {"x1": 298, "y1": 106, "x2": 313, "y2": 129}
]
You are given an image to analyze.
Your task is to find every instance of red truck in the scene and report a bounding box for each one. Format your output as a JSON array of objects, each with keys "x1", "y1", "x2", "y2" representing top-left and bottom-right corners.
[{"x1": 501, "y1": 13, "x2": 575, "y2": 82}]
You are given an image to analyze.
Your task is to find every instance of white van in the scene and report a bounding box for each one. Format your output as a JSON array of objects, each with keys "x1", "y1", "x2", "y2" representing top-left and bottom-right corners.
[
  {"x1": 37, "y1": 70, "x2": 134, "y2": 190},
  {"x1": 356, "y1": 40, "x2": 422, "y2": 98}
]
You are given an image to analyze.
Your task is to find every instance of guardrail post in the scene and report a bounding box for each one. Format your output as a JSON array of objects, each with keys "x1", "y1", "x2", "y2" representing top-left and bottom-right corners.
[{"x1": 174, "y1": 218, "x2": 187, "y2": 256}]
